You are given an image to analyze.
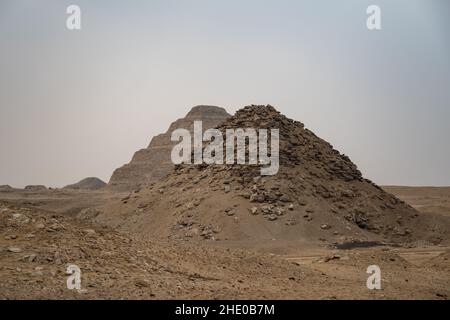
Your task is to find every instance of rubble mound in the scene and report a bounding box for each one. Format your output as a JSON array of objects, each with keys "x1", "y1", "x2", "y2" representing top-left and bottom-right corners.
[
  {"x1": 64, "y1": 177, "x2": 106, "y2": 191},
  {"x1": 99, "y1": 105, "x2": 450, "y2": 246},
  {"x1": 108, "y1": 105, "x2": 231, "y2": 191}
]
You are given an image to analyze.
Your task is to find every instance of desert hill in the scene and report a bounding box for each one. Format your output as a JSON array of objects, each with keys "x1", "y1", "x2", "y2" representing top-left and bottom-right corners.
[
  {"x1": 108, "y1": 105, "x2": 231, "y2": 191},
  {"x1": 64, "y1": 177, "x2": 106, "y2": 191},
  {"x1": 98, "y1": 105, "x2": 450, "y2": 247}
]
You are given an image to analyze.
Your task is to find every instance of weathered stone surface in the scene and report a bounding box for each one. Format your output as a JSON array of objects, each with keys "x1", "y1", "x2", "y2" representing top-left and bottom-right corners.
[{"x1": 108, "y1": 106, "x2": 230, "y2": 191}]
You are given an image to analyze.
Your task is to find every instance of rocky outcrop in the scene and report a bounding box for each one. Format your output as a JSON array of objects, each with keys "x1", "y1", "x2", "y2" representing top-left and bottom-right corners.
[{"x1": 108, "y1": 105, "x2": 231, "y2": 191}]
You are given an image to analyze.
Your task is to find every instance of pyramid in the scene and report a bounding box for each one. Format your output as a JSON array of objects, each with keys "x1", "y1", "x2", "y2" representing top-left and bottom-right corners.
[
  {"x1": 99, "y1": 105, "x2": 450, "y2": 246},
  {"x1": 108, "y1": 105, "x2": 231, "y2": 191},
  {"x1": 63, "y1": 177, "x2": 106, "y2": 190}
]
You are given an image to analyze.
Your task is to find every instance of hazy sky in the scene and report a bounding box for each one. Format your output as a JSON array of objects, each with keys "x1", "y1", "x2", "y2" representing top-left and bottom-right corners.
[{"x1": 0, "y1": 0, "x2": 449, "y2": 188}]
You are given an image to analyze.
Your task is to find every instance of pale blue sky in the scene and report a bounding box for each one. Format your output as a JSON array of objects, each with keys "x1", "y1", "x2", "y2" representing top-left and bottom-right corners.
[{"x1": 0, "y1": 0, "x2": 449, "y2": 187}]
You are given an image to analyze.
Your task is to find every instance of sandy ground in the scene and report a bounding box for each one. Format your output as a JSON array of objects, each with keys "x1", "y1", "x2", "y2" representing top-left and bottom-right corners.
[
  {"x1": 0, "y1": 186, "x2": 449, "y2": 300},
  {"x1": 0, "y1": 188, "x2": 124, "y2": 215},
  {"x1": 383, "y1": 186, "x2": 450, "y2": 217}
]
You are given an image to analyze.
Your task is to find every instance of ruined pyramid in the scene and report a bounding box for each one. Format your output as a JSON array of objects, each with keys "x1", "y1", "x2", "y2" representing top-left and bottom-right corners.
[
  {"x1": 63, "y1": 177, "x2": 106, "y2": 190},
  {"x1": 108, "y1": 105, "x2": 231, "y2": 191},
  {"x1": 99, "y1": 105, "x2": 450, "y2": 246}
]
